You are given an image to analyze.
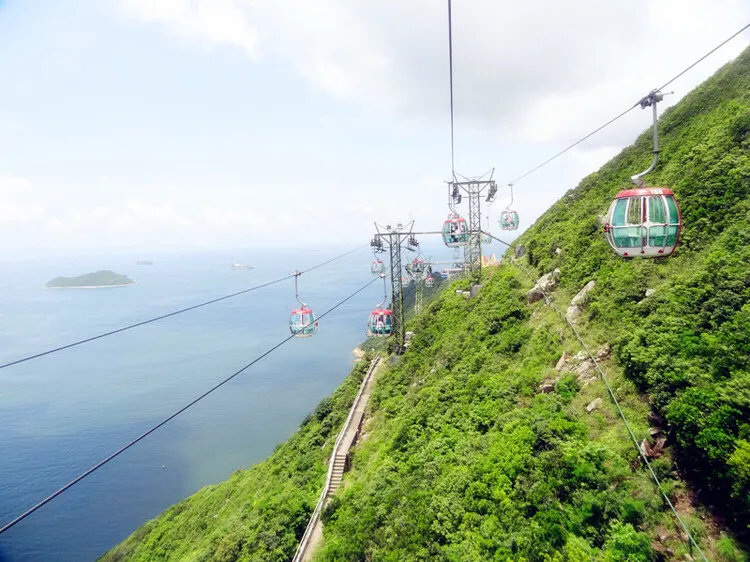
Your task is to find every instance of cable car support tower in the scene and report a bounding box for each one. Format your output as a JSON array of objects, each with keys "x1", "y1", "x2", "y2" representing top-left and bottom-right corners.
[
  {"x1": 371, "y1": 221, "x2": 418, "y2": 352},
  {"x1": 448, "y1": 171, "x2": 498, "y2": 274}
]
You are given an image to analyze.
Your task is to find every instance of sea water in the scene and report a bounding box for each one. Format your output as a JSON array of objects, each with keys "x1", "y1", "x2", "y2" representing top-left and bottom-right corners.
[{"x1": 0, "y1": 246, "x2": 380, "y2": 561}]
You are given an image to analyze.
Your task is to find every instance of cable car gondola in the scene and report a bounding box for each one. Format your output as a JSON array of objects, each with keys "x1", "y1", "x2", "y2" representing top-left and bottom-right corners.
[
  {"x1": 500, "y1": 184, "x2": 519, "y2": 231},
  {"x1": 367, "y1": 308, "x2": 393, "y2": 337},
  {"x1": 425, "y1": 275, "x2": 435, "y2": 288},
  {"x1": 500, "y1": 210, "x2": 519, "y2": 231},
  {"x1": 408, "y1": 258, "x2": 425, "y2": 277},
  {"x1": 289, "y1": 270, "x2": 318, "y2": 337},
  {"x1": 401, "y1": 276, "x2": 411, "y2": 287},
  {"x1": 289, "y1": 307, "x2": 318, "y2": 337},
  {"x1": 603, "y1": 89, "x2": 682, "y2": 258},
  {"x1": 370, "y1": 258, "x2": 386, "y2": 276},
  {"x1": 604, "y1": 188, "x2": 681, "y2": 257},
  {"x1": 442, "y1": 213, "x2": 469, "y2": 247},
  {"x1": 367, "y1": 274, "x2": 393, "y2": 337}
]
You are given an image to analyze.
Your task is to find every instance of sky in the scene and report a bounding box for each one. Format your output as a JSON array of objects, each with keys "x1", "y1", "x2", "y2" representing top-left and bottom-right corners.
[{"x1": 0, "y1": 0, "x2": 748, "y2": 255}]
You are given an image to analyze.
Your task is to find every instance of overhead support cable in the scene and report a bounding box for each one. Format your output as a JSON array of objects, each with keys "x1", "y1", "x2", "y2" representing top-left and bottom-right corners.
[
  {"x1": 506, "y1": 22, "x2": 750, "y2": 186},
  {"x1": 656, "y1": 22, "x2": 750, "y2": 92},
  {"x1": 0, "y1": 244, "x2": 368, "y2": 372},
  {"x1": 0, "y1": 275, "x2": 380, "y2": 535},
  {"x1": 447, "y1": 0, "x2": 456, "y2": 178}
]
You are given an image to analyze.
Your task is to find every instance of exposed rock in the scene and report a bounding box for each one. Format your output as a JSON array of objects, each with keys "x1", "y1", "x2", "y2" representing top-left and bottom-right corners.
[
  {"x1": 566, "y1": 305, "x2": 583, "y2": 322},
  {"x1": 429, "y1": 368, "x2": 436, "y2": 375},
  {"x1": 641, "y1": 437, "x2": 667, "y2": 459},
  {"x1": 539, "y1": 269, "x2": 562, "y2": 292},
  {"x1": 527, "y1": 269, "x2": 561, "y2": 303},
  {"x1": 527, "y1": 287, "x2": 545, "y2": 304},
  {"x1": 645, "y1": 288, "x2": 656, "y2": 298},
  {"x1": 649, "y1": 427, "x2": 663, "y2": 437},
  {"x1": 566, "y1": 280, "x2": 596, "y2": 324},
  {"x1": 652, "y1": 542, "x2": 673, "y2": 556},
  {"x1": 578, "y1": 374, "x2": 598, "y2": 387},
  {"x1": 585, "y1": 398, "x2": 602, "y2": 413},
  {"x1": 514, "y1": 245, "x2": 526, "y2": 258},
  {"x1": 573, "y1": 359, "x2": 596, "y2": 377},
  {"x1": 539, "y1": 382, "x2": 555, "y2": 394},
  {"x1": 574, "y1": 359, "x2": 598, "y2": 386},
  {"x1": 571, "y1": 281, "x2": 596, "y2": 306},
  {"x1": 573, "y1": 351, "x2": 587, "y2": 362},
  {"x1": 555, "y1": 247, "x2": 562, "y2": 255},
  {"x1": 596, "y1": 343, "x2": 612, "y2": 361},
  {"x1": 555, "y1": 352, "x2": 569, "y2": 371}
]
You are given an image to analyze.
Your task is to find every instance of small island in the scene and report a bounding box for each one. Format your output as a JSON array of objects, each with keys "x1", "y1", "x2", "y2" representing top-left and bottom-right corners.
[{"x1": 45, "y1": 270, "x2": 135, "y2": 289}]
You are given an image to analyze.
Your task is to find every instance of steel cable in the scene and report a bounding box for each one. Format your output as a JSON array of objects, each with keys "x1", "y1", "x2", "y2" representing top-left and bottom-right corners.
[
  {"x1": 0, "y1": 275, "x2": 380, "y2": 535},
  {"x1": 0, "y1": 244, "x2": 368, "y2": 371}
]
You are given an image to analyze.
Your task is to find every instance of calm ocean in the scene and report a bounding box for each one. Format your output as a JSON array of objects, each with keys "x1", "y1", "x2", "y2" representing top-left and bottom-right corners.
[{"x1": 0, "y1": 246, "x2": 382, "y2": 562}]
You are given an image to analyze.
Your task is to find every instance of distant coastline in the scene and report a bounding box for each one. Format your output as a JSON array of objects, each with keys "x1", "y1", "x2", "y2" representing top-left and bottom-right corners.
[{"x1": 44, "y1": 282, "x2": 136, "y2": 290}]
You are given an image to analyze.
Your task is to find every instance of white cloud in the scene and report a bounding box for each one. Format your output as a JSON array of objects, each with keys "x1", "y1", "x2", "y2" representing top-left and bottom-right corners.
[
  {"x1": 0, "y1": 176, "x2": 45, "y2": 225},
  {"x1": 202, "y1": 207, "x2": 270, "y2": 229},
  {"x1": 3, "y1": 3, "x2": 749, "y2": 254},
  {"x1": 0, "y1": 200, "x2": 45, "y2": 223},
  {"x1": 116, "y1": 0, "x2": 750, "y2": 149},
  {"x1": 118, "y1": 0, "x2": 259, "y2": 59},
  {"x1": 0, "y1": 176, "x2": 34, "y2": 195}
]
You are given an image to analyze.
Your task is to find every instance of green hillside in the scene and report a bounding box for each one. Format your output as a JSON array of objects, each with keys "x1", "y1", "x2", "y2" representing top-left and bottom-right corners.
[{"x1": 101, "y1": 47, "x2": 750, "y2": 561}]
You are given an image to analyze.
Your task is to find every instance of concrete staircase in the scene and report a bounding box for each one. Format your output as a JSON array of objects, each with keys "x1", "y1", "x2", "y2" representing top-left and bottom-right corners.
[
  {"x1": 327, "y1": 453, "x2": 347, "y2": 496},
  {"x1": 292, "y1": 356, "x2": 381, "y2": 562}
]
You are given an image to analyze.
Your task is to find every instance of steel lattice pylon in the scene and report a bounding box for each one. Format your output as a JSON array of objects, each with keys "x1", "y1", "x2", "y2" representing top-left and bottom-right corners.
[
  {"x1": 372, "y1": 221, "x2": 416, "y2": 352},
  {"x1": 466, "y1": 183, "x2": 482, "y2": 272},
  {"x1": 448, "y1": 171, "x2": 498, "y2": 274},
  {"x1": 388, "y1": 233, "x2": 404, "y2": 346}
]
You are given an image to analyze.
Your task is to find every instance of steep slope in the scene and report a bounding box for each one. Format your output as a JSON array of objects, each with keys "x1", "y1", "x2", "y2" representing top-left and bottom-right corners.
[
  {"x1": 103, "y1": 47, "x2": 750, "y2": 561},
  {"x1": 314, "y1": 48, "x2": 750, "y2": 560},
  {"x1": 516, "y1": 45, "x2": 750, "y2": 536}
]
